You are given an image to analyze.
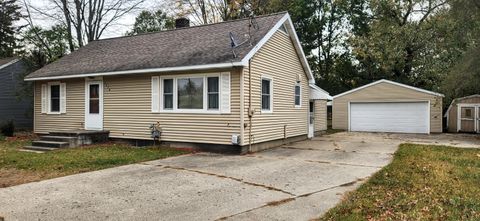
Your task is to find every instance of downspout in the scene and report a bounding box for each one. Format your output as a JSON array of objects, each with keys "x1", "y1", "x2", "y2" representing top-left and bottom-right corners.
[
  {"x1": 33, "y1": 82, "x2": 36, "y2": 133},
  {"x1": 239, "y1": 68, "x2": 244, "y2": 147},
  {"x1": 248, "y1": 58, "x2": 253, "y2": 153}
]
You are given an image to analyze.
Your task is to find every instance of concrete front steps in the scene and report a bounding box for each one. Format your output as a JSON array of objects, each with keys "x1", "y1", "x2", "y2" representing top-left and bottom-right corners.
[{"x1": 24, "y1": 130, "x2": 109, "y2": 152}]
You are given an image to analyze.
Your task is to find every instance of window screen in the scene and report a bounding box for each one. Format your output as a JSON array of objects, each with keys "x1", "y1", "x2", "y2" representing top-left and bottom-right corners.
[
  {"x1": 163, "y1": 79, "x2": 173, "y2": 109},
  {"x1": 207, "y1": 77, "x2": 219, "y2": 109},
  {"x1": 295, "y1": 84, "x2": 301, "y2": 106},
  {"x1": 89, "y1": 84, "x2": 100, "y2": 114},
  {"x1": 50, "y1": 85, "x2": 60, "y2": 112},
  {"x1": 261, "y1": 79, "x2": 271, "y2": 110}
]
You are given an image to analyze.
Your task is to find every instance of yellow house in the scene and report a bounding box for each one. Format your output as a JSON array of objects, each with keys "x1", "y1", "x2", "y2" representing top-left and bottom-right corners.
[{"x1": 25, "y1": 12, "x2": 331, "y2": 154}]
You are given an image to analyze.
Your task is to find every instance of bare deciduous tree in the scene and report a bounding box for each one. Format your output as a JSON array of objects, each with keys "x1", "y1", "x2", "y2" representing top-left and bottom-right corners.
[
  {"x1": 24, "y1": 0, "x2": 145, "y2": 50},
  {"x1": 175, "y1": 0, "x2": 255, "y2": 25}
]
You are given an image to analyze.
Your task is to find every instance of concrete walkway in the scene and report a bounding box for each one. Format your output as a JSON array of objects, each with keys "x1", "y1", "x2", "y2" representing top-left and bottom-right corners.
[{"x1": 0, "y1": 132, "x2": 477, "y2": 220}]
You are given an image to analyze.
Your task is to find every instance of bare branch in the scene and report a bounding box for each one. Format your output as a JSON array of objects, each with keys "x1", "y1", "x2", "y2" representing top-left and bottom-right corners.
[
  {"x1": 22, "y1": 0, "x2": 54, "y2": 57},
  {"x1": 419, "y1": 0, "x2": 448, "y2": 24}
]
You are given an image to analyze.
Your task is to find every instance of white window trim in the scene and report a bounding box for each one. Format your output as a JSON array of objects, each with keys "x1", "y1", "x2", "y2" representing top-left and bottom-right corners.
[
  {"x1": 261, "y1": 75, "x2": 273, "y2": 114},
  {"x1": 47, "y1": 81, "x2": 62, "y2": 115},
  {"x1": 159, "y1": 73, "x2": 223, "y2": 114},
  {"x1": 457, "y1": 103, "x2": 480, "y2": 132},
  {"x1": 294, "y1": 82, "x2": 301, "y2": 108}
]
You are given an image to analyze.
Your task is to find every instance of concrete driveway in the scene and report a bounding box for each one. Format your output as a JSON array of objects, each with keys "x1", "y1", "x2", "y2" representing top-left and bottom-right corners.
[{"x1": 0, "y1": 132, "x2": 477, "y2": 221}]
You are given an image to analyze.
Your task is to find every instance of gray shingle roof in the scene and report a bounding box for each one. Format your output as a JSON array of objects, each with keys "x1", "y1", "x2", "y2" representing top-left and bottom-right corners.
[
  {"x1": 25, "y1": 12, "x2": 287, "y2": 80},
  {"x1": 0, "y1": 57, "x2": 19, "y2": 68}
]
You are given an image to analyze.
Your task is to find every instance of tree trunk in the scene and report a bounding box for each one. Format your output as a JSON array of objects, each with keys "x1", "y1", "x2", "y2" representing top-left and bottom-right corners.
[
  {"x1": 74, "y1": 0, "x2": 84, "y2": 47},
  {"x1": 60, "y1": 0, "x2": 75, "y2": 52}
]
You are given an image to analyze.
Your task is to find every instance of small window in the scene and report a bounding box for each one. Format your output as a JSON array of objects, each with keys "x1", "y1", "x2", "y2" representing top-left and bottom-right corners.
[
  {"x1": 163, "y1": 79, "x2": 173, "y2": 109},
  {"x1": 89, "y1": 84, "x2": 100, "y2": 114},
  {"x1": 294, "y1": 83, "x2": 301, "y2": 107},
  {"x1": 50, "y1": 85, "x2": 60, "y2": 112},
  {"x1": 465, "y1": 109, "x2": 472, "y2": 118},
  {"x1": 261, "y1": 78, "x2": 272, "y2": 111},
  {"x1": 279, "y1": 24, "x2": 288, "y2": 35},
  {"x1": 207, "y1": 77, "x2": 219, "y2": 110},
  {"x1": 177, "y1": 77, "x2": 204, "y2": 109},
  {"x1": 462, "y1": 107, "x2": 474, "y2": 119}
]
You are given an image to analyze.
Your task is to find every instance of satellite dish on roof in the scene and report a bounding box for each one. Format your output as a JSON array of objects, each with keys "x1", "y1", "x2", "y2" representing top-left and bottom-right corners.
[
  {"x1": 229, "y1": 32, "x2": 238, "y2": 48},
  {"x1": 229, "y1": 5, "x2": 259, "y2": 58}
]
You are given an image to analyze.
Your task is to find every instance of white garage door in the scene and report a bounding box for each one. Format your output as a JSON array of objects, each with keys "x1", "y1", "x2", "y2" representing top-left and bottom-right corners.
[{"x1": 350, "y1": 102, "x2": 429, "y2": 134}]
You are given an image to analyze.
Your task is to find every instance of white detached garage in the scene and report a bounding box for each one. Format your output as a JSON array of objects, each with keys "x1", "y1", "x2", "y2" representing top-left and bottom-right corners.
[{"x1": 332, "y1": 80, "x2": 444, "y2": 134}]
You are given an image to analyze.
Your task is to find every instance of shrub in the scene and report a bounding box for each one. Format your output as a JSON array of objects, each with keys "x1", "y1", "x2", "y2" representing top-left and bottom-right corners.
[{"x1": 0, "y1": 120, "x2": 15, "y2": 137}]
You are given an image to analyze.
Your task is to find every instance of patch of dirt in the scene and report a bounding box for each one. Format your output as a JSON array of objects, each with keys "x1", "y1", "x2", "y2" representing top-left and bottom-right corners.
[
  {"x1": 0, "y1": 168, "x2": 58, "y2": 188},
  {"x1": 5, "y1": 132, "x2": 38, "y2": 142}
]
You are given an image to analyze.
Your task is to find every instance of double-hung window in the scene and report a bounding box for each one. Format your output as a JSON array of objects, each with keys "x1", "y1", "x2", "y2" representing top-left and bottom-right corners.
[
  {"x1": 261, "y1": 76, "x2": 272, "y2": 113},
  {"x1": 50, "y1": 84, "x2": 61, "y2": 113},
  {"x1": 163, "y1": 79, "x2": 174, "y2": 109},
  {"x1": 41, "y1": 82, "x2": 66, "y2": 114},
  {"x1": 155, "y1": 73, "x2": 228, "y2": 113},
  {"x1": 207, "y1": 77, "x2": 219, "y2": 110},
  {"x1": 294, "y1": 83, "x2": 301, "y2": 107}
]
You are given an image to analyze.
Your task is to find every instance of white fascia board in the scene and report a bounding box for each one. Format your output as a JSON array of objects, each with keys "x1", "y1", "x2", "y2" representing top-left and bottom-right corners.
[
  {"x1": 333, "y1": 79, "x2": 445, "y2": 99},
  {"x1": 309, "y1": 84, "x2": 333, "y2": 100},
  {"x1": 285, "y1": 16, "x2": 316, "y2": 84},
  {"x1": 240, "y1": 13, "x2": 316, "y2": 84},
  {"x1": 0, "y1": 59, "x2": 20, "y2": 70},
  {"x1": 25, "y1": 62, "x2": 244, "y2": 81}
]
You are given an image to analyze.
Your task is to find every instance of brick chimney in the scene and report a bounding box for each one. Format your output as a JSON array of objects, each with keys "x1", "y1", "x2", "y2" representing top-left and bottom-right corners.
[{"x1": 175, "y1": 18, "x2": 190, "y2": 28}]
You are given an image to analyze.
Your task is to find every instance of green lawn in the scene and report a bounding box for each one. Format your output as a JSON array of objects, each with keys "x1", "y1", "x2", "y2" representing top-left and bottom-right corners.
[
  {"x1": 321, "y1": 143, "x2": 480, "y2": 221},
  {"x1": 0, "y1": 138, "x2": 190, "y2": 187}
]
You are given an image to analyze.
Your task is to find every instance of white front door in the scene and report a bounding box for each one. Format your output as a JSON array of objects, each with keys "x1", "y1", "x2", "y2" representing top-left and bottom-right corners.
[
  {"x1": 308, "y1": 101, "x2": 314, "y2": 138},
  {"x1": 350, "y1": 102, "x2": 429, "y2": 134},
  {"x1": 85, "y1": 80, "x2": 103, "y2": 130}
]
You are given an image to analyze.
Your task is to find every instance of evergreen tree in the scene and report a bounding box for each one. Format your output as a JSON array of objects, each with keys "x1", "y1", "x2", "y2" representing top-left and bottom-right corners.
[{"x1": 0, "y1": 0, "x2": 23, "y2": 58}]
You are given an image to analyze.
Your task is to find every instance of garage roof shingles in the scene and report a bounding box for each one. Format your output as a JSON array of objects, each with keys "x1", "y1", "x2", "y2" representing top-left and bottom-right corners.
[{"x1": 25, "y1": 12, "x2": 286, "y2": 80}]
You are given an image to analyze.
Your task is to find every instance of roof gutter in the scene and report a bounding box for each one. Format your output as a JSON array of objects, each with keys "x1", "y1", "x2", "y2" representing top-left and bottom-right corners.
[{"x1": 25, "y1": 61, "x2": 245, "y2": 81}]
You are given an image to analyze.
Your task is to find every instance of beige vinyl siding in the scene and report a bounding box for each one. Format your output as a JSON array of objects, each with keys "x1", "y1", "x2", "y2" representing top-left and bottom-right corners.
[
  {"x1": 332, "y1": 82, "x2": 443, "y2": 133},
  {"x1": 314, "y1": 100, "x2": 327, "y2": 131},
  {"x1": 103, "y1": 70, "x2": 241, "y2": 145},
  {"x1": 34, "y1": 79, "x2": 85, "y2": 134},
  {"x1": 243, "y1": 30, "x2": 309, "y2": 144},
  {"x1": 447, "y1": 96, "x2": 480, "y2": 132}
]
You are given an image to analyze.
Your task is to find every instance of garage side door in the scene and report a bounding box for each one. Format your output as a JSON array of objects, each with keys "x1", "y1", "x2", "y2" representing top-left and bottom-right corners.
[{"x1": 350, "y1": 102, "x2": 429, "y2": 134}]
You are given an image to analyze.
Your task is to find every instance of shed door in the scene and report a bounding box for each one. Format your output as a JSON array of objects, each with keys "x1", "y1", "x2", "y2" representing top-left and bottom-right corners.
[
  {"x1": 459, "y1": 106, "x2": 475, "y2": 132},
  {"x1": 350, "y1": 102, "x2": 429, "y2": 134}
]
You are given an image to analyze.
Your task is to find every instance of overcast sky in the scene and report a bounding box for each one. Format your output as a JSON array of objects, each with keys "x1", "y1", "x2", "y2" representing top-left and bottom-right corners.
[{"x1": 21, "y1": 0, "x2": 170, "y2": 39}]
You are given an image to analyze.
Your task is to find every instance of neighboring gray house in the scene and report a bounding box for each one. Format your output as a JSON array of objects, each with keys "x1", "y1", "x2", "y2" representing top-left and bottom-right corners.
[{"x1": 0, "y1": 57, "x2": 33, "y2": 129}]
